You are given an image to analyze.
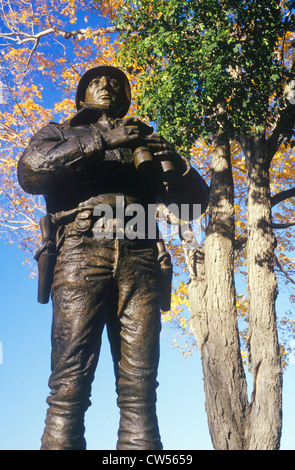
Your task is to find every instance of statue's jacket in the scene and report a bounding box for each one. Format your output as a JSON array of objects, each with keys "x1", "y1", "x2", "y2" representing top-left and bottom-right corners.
[
  {"x1": 18, "y1": 112, "x2": 209, "y2": 221},
  {"x1": 18, "y1": 111, "x2": 209, "y2": 306}
]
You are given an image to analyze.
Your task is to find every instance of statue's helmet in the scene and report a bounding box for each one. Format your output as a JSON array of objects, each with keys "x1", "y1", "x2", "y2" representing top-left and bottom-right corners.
[{"x1": 75, "y1": 65, "x2": 131, "y2": 118}]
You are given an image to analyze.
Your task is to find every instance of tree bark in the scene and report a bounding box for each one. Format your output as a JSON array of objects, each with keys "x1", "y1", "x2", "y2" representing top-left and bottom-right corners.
[
  {"x1": 188, "y1": 130, "x2": 283, "y2": 450},
  {"x1": 188, "y1": 131, "x2": 249, "y2": 450},
  {"x1": 242, "y1": 132, "x2": 282, "y2": 450}
]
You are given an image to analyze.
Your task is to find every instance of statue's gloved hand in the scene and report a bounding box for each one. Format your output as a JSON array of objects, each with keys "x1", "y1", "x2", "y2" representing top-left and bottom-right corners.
[
  {"x1": 144, "y1": 133, "x2": 176, "y2": 161},
  {"x1": 100, "y1": 117, "x2": 154, "y2": 150}
]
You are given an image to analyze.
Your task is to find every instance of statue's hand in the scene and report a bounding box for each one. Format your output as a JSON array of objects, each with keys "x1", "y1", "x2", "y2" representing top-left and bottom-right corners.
[
  {"x1": 120, "y1": 117, "x2": 154, "y2": 136},
  {"x1": 144, "y1": 134, "x2": 176, "y2": 161},
  {"x1": 101, "y1": 117, "x2": 154, "y2": 150},
  {"x1": 100, "y1": 126, "x2": 143, "y2": 149}
]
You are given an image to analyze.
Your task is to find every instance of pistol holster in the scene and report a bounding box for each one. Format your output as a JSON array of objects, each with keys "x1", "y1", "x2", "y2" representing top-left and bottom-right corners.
[{"x1": 34, "y1": 215, "x2": 57, "y2": 304}]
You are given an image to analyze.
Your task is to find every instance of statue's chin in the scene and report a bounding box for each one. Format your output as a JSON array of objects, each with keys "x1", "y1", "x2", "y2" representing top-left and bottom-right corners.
[
  {"x1": 78, "y1": 101, "x2": 124, "y2": 120},
  {"x1": 81, "y1": 101, "x2": 111, "y2": 109}
]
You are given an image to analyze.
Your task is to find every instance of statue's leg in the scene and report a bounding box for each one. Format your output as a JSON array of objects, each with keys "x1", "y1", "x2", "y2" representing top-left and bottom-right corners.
[
  {"x1": 113, "y1": 240, "x2": 163, "y2": 450},
  {"x1": 40, "y1": 237, "x2": 114, "y2": 450}
]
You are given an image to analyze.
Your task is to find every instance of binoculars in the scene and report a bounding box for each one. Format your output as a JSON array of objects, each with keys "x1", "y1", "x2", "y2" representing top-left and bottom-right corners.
[{"x1": 133, "y1": 146, "x2": 175, "y2": 182}]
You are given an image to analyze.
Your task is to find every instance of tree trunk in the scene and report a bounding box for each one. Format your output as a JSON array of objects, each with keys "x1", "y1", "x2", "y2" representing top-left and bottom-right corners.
[
  {"x1": 188, "y1": 131, "x2": 249, "y2": 450},
  {"x1": 187, "y1": 131, "x2": 283, "y2": 450},
  {"x1": 243, "y1": 132, "x2": 283, "y2": 450}
]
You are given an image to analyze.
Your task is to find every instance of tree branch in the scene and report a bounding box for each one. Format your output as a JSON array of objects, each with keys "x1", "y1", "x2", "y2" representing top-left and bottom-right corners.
[
  {"x1": 23, "y1": 37, "x2": 39, "y2": 74},
  {"x1": 275, "y1": 255, "x2": 295, "y2": 285},
  {"x1": 0, "y1": 25, "x2": 126, "y2": 45},
  {"x1": 271, "y1": 187, "x2": 295, "y2": 207},
  {"x1": 272, "y1": 221, "x2": 295, "y2": 229}
]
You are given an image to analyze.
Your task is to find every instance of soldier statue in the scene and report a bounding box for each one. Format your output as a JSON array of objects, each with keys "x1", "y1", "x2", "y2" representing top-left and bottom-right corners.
[{"x1": 18, "y1": 65, "x2": 209, "y2": 450}]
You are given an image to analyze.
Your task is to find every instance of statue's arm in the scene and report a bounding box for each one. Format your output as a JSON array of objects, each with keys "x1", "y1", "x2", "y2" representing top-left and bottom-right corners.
[
  {"x1": 17, "y1": 122, "x2": 104, "y2": 194},
  {"x1": 169, "y1": 155, "x2": 210, "y2": 217}
]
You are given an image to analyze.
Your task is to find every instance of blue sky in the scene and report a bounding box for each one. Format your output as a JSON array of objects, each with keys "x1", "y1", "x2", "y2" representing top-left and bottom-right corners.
[{"x1": 0, "y1": 238, "x2": 295, "y2": 450}]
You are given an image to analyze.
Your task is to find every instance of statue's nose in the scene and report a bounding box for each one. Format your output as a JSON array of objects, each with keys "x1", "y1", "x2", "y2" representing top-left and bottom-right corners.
[{"x1": 100, "y1": 77, "x2": 109, "y2": 89}]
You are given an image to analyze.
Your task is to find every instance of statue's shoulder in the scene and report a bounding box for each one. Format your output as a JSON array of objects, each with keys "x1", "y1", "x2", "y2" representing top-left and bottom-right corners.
[
  {"x1": 47, "y1": 120, "x2": 70, "y2": 129},
  {"x1": 29, "y1": 120, "x2": 72, "y2": 144},
  {"x1": 43, "y1": 119, "x2": 73, "y2": 135}
]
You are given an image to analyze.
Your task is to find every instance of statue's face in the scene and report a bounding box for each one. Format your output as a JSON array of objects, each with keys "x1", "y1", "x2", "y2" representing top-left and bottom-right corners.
[{"x1": 84, "y1": 75, "x2": 120, "y2": 110}]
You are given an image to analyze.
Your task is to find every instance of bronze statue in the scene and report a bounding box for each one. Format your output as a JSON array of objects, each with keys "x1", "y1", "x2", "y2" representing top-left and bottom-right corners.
[{"x1": 18, "y1": 66, "x2": 209, "y2": 450}]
